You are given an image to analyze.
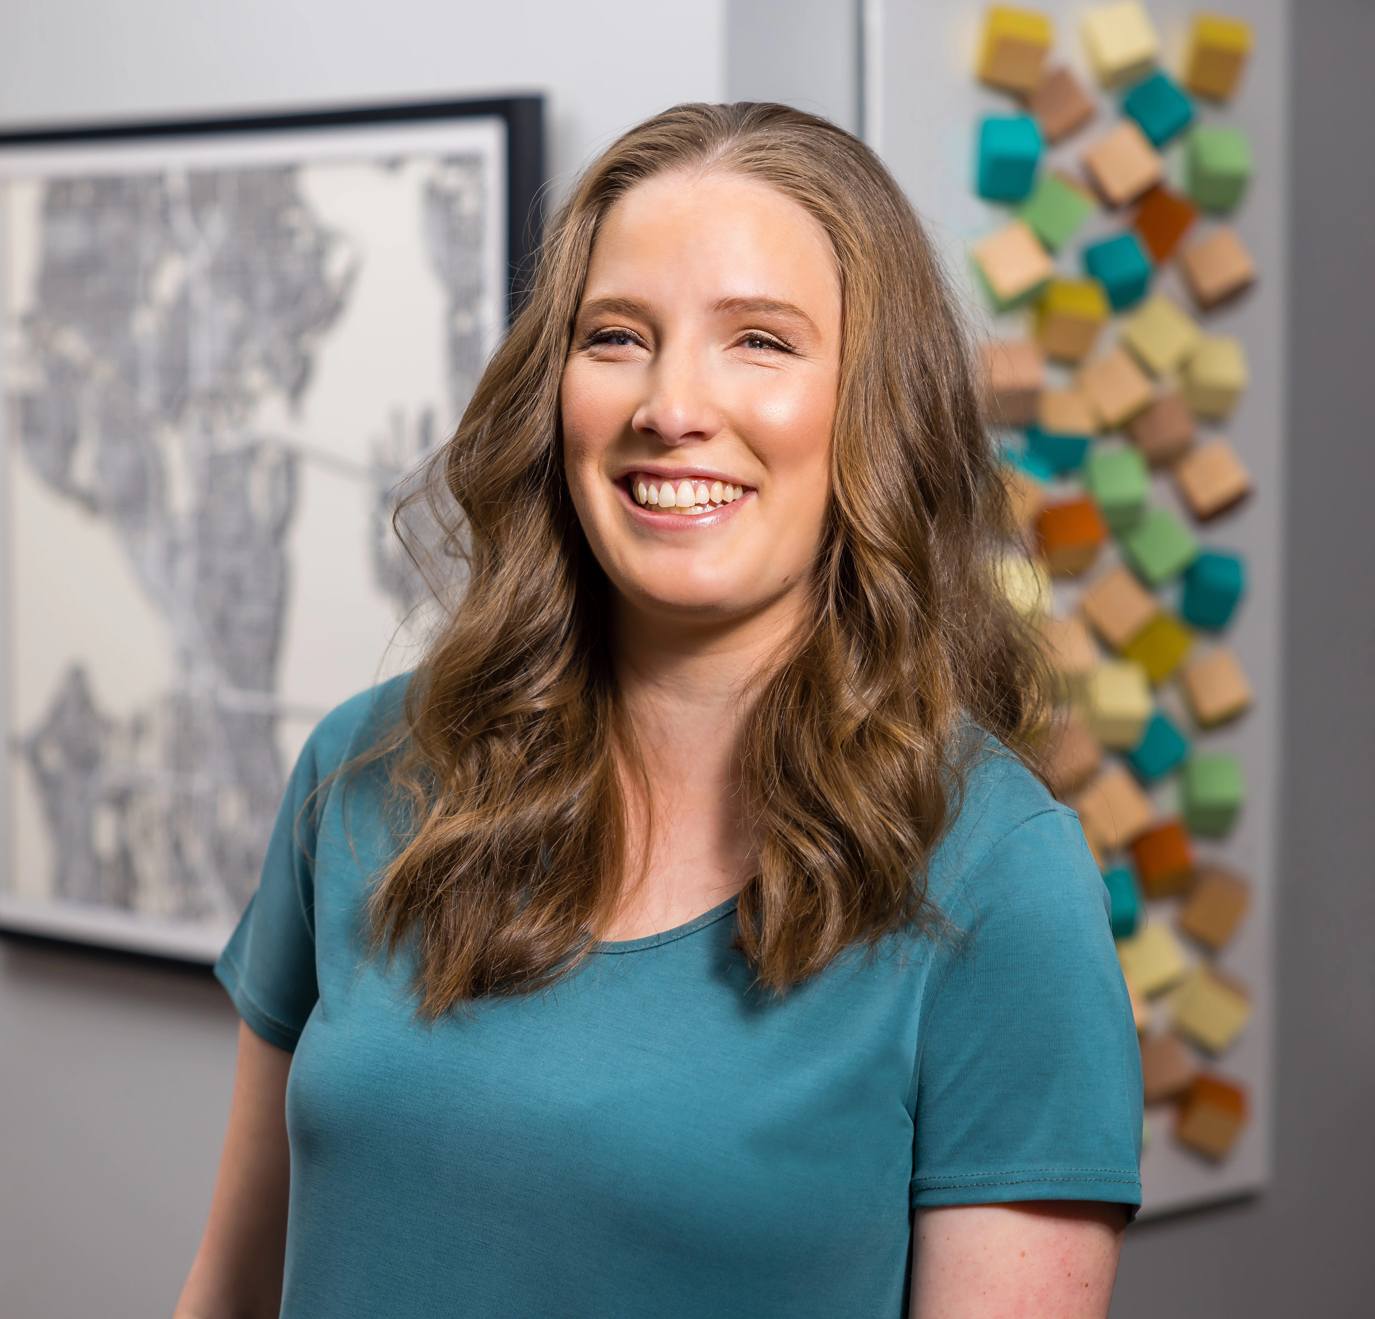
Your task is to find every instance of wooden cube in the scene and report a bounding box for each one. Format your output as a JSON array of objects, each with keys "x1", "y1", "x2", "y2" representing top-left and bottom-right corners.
[
  {"x1": 1037, "y1": 497, "x2": 1108, "y2": 576},
  {"x1": 1129, "y1": 818, "x2": 1195, "y2": 899},
  {"x1": 981, "y1": 339, "x2": 1045, "y2": 427},
  {"x1": 1073, "y1": 762, "x2": 1155, "y2": 853},
  {"x1": 1178, "y1": 865, "x2": 1250, "y2": 950},
  {"x1": 1104, "y1": 865, "x2": 1142, "y2": 938},
  {"x1": 1080, "y1": 1, "x2": 1160, "y2": 88},
  {"x1": 1036, "y1": 278, "x2": 1110, "y2": 363},
  {"x1": 1173, "y1": 966, "x2": 1251, "y2": 1054},
  {"x1": 1126, "y1": 710, "x2": 1190, "y2": 782},
  {"x1": 1183, "y1": 336, "x2": 1248, "y2": 419},
  {"x1": 1121, "y1": 509, "x2": 1200, "y2": 586},
  {"x1": 1128, "y1": 392, "x2": 1196, "y2": 466},
  {"x1": 1025, "y1": 65, "x2": 1096, "y2": 143},
  {"x1": 1182, "y1": 752, "x2": 1246, "y2": 836},
  {"x1": 1187, "y1": 126, "x2": 1253, "y2": 213},
  {"x1": 1117, "y1": 922, "x2": 1189, "y2": 997},
  {"x1": 1181, "y1": 648, "x2": 1253, "y2": 727},
  {"x1": 1041, "y1": 614, "x2": 1099, "y2": 701},
  {"x1": 1183, "y1": 14, "x2": 1253, "y2": 102},
  {"x1": 1084, "y1": 444, "x2": 1149, "y2": 532},
  {"x1": 1175, "y1": 439, "x2": 1253, "y2": 520},
  {"x1": 1083, "y1": 120, "x2": 1165, "y2": 206},
  {"x1": 1177, "y1": 1075, "x2": 1247, "y2": 1159},
  {"x1": 1079, "y1": 347, "x2": 1154, "y2": 429},
  {"x1": 1085, "y1": 660, "x2": 1153, "y2": 748},
  {"x1": 978, "y1": 115, "x2": 1044, "y2": 202},
  {"x1": 973, "y1": 221, "x2": 1055, "y2": 311},
  {"x1": 1121, "y1": 296, "x2": 1202, "y2": 377},
  {"x1": 1133, "y1": 185, "x2": 1198, "y2": 262},
  {"x1": 1003, "y1": 462, "x2": 1046, "y2": 530},
  {"x1": 1122, "y1": 71, "x2": 1195, "y2": 147},
  {"x1": 1181, "y1": 227, "x2": 1257, "y2": 309},
  {"x1": 1043, "y1": 707, "x2": 1103, "y2": 794},
  {"x1": 979, "y1": 5, "x2": 1054, "y2": 94},
  {"x1": 1123, "y1": 971, "x2": 1151, "y2": 1033},
  {"x1": 997, "y1": 554, "x2": 1051, "y2": 619},
  {"x1": 1140, "y1": 1032, "x2": 1199, "y2": 1105},
  {"x1": 1038, "y1": 387, "x2": 1096, "y2": 436},
  {"x1": 1081, "y1": 564, "x2": 1159, "y2": 651},
  {"x1": 1120, "y1": 612, "x2": 1193, "y2": 684},
  {"x1": 1083, "y1": 232, "x2": 1152, "y2": 310},
  {"x1": 1182, "y1": 549, "x2": 1246, "y2": 632}
]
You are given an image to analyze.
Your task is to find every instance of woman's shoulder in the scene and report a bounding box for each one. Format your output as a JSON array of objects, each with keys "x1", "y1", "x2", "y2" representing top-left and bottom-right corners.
[
  {"x1": 298, "y1": 672, "x2": 414, "y2": 782},
  {"x1": 927, "y1": 732, "x2": 1103, "y2": 931}
]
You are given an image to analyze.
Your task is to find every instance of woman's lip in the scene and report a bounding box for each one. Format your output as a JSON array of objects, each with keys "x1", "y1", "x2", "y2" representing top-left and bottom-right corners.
[{"x1": 614, "y1": 466, "x2": 753, "y2": 489}]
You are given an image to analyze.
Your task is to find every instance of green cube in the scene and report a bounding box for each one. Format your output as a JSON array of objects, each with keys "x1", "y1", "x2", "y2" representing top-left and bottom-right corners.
[
  {"x1": 1084, "y1": 446, "x2": 1149, "y2": 532},
  {"x1": 1182, "y1": 753, "x2": 1246, "y2": 836},
  {"x1": 1186, "y1": 127, "x2": 1253, "y2": 213},
  {"x1": 1121, "y1": 508, "x2": 1199, "y2": 585},
  {"x1": 1018, "y1": 173, "x2": 1096, "y2": 252}
]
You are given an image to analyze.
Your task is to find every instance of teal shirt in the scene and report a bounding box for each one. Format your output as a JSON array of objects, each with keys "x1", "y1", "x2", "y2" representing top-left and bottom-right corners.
[{"x1": 217, "y1": 678, "x2": 1142, "y2": 1318}]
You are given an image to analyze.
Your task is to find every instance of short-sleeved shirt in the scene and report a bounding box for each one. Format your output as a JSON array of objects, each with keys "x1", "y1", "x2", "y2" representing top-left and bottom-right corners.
[{"x1": 217, "y1": 677, "x2": 1142, "y2": 1319}]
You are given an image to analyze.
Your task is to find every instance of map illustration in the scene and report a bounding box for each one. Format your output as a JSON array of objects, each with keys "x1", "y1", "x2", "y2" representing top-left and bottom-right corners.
[{"x1": 1, "y1": 118, "x2": 507, "y2": 955}]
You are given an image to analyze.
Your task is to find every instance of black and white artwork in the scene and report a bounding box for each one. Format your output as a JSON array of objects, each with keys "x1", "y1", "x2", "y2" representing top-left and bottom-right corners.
[{"x1": 1, "y1": 102, "x2": 540, "y2": 958}]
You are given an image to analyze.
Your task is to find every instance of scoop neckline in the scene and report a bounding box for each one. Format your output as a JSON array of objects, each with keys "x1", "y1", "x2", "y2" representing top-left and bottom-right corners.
[{"x1": 591, "y1": 895, "x2": 740, "y2": 955}]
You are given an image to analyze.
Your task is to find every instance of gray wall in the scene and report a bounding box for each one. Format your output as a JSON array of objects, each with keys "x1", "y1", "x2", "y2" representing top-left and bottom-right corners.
[
  {"x1": 1, "y1": 2, "x2": 1372, "y2": 1316},
  {"x1": 1111, "y1": 0, "x2": 1375, "y2": 1310}
]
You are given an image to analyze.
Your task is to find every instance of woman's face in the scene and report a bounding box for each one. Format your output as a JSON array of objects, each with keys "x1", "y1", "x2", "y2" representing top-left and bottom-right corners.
[{"x1": 561, "y1": 169, "x2": 842, "y2": 632}]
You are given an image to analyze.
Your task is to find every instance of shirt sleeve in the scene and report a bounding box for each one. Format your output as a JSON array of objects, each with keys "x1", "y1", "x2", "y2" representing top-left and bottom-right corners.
[
  {"x1": 909, "y1": 806, "x2": 1143, "y2": 1212},
  {"x1": 214, "y1": 732, "x2": 324, "y2": 1052}
]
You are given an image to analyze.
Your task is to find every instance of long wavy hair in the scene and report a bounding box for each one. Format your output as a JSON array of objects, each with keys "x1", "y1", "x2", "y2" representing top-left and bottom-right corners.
[{"x1": 367, "y1": 102, "x2": 1049, "y2": 1013}]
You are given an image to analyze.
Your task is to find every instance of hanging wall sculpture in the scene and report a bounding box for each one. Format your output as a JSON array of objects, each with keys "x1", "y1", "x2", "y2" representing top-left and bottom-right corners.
[
  {"x1": 974, "y1": 5, "x2": 1259, "y2": 1169},
  {"x1": 0, "y1": 99, "x2": 543, "y2": 960}
]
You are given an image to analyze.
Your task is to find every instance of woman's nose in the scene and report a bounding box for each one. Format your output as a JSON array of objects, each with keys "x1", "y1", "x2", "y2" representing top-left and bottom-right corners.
[{"x1": 630, "y1": 350, "x2": 723, "y2": 447}]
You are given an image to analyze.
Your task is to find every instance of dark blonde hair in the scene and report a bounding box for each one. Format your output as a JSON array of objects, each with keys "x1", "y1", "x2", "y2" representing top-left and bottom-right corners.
[{"x1": 369, "y1": 102, "x2": 1047, "y2": 1012}]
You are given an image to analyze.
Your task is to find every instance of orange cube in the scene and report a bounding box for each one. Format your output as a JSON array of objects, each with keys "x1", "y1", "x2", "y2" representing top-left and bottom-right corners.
[
  {"x1": 1177, "y1": 1075, "x2": 1248, "y2": 1160},
  {"x1": 1133, "y1": 186, "x2": 1198, "y2": 263},
  {"x1": 1130, "y1": 818, "x2": 1195, "y2": 898},
  {"x1": 1036, "y1": 497, "x2": 1109, "y2": 576}
]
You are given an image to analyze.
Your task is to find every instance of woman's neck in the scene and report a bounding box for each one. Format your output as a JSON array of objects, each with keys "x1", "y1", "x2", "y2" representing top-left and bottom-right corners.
[{"x1": 601, "y1": 591, "x2": 807, "y2": 941}]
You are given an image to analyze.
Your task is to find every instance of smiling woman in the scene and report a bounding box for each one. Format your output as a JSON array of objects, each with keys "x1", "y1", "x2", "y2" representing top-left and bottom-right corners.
[{"x1": 176, "y1": 104, "x2": 1141, "y2": 1319}]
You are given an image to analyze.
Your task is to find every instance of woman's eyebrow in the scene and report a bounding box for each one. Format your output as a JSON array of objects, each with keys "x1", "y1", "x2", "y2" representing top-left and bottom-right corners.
[
  {"x1": 710, "y1": 295, "x2": 818, "y2": 334},
  {"x1": 577, "y1": 296, "x2": 652, "y2": 321}
]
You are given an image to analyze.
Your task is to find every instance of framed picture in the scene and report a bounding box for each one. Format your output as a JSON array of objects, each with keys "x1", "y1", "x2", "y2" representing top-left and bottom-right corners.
[{"x1": 0, "y1": 96, "x2": 544, "y2": 960}]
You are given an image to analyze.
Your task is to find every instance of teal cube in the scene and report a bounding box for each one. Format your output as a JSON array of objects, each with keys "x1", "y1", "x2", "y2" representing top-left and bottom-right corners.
[
  {"x1": 1122, "y1": 72, "x2": 1194, "y2": 146},
  {"x1": 1121, "y1": 509, "x2": 1200, "y2": 585},
  {"x1": 1182, "y1": 550, "x2": 1246, "y2": 630},
  {"x1": 1103, "y1": 867, "x2": 1142, "y2": 939},
  {"x1": 1182, "y1": 753, "x2": 1246, "y2": 836},
  {"x1": 1004, "y1": 442, "x2": 1057, "y2": 482},
  {"x1": 1026, "y1": 426, "x2": 1091, "y2": 474},
  {"x1": 978, "y1": 116, "x2": 1043, "y2": 202},
  {"x1": 1018, "y1": 173, "x2": 1095, "y2": 251},
  {"x1": 1084, "y1": 446, "x2": 1149, "y2": 532},
  {"x1": 1187, "y1": 127, "x2": 1253, "y2": 213},
  {"x1": 1128, "y1": 712, "x2": 1190, "y2": 782},
  {"x1": 1083, "y1": 233, "x2": 1152, "y2": 310}
]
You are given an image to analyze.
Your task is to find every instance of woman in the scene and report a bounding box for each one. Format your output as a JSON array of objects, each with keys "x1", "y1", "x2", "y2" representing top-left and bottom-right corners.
[{"x1": 176, "y1": 103, "x2": 1141, "y2": 1319}]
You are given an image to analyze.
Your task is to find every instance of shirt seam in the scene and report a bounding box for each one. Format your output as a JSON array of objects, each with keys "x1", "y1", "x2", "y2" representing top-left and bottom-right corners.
[
  {"x1": 590, "y1": 900, "x2": 739, "y2": 956},
  {"x1": 911, "y1": 1166, "x2": 1139, "y2": 1182},
  {"x1": 913, "y1": 1174, "x2": 1142, "y2": 1191},
  {"x1": 217, "y1": 949, "x2": 309, "y2": 1042}
]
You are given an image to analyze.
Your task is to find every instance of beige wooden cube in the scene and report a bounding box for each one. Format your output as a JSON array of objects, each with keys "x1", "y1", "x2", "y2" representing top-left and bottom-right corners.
[
  {"x1": 1182, "y1": 336, "x2": 1248, "y2": 419},
  {"x1": 1080, "y1": 564, "x2": 1159, "y2": 650},
  {"x1": 1121, "y1": 296, "x2": 1202, "y2": 377},
  {"x1": 1041, "y1": 614, "x2": 1099, "y2": 704},
  {"x1": 1181, "y1": 648, "x2": 1253, "y2": 727},
  {"x1": 973, "y1": 220, "x2": 1055, "y2": 310},
  {"x1": 1178, "y1": 866, "x2": 1251, "y2": 950},
  {"x1": 1117, "y1": 923, "x2": 1189, "y2": 997},
  {"x1": 981, "y1": 339, "x2": 1045, "y2": 427},
  {"x1": 1140, "y1": 1032, "x2": 1200, "y2": 1105},
  {"x1": 1038, "y1": 388, "x2": 1097, "y2": 436},
  {"x1": 1172, "y1": 966, "x2": 1251, "y2": 1054},
  {"x1": 1043, "y1": 708, "x2": 1103, "y2": 795},
  {"x1": 1082, "y1": 120, "x2": 1165, "y2": 206},
  {"x1": 1174, "y1": 439, "x2": 1253, "y2": 520},
  {"x1": 1025, "y1": 65, "x2": 1097, "y2": 143},
  {"x1": 1181, "y1": 227, "x2": 1257, "y2": 310},
  {"x1": 1072, "y1": 761, "x2": 1155, "y2": 852},
  {"x1": 1080, "y1": 347, "x2": 1154, "y2": 429},
  {"x1": 1127, "y1": 391, "x2": 1196, "y2": 467},
  {"x1": 1084, "y1": 658, "x2": 1153, "y2": 747}
]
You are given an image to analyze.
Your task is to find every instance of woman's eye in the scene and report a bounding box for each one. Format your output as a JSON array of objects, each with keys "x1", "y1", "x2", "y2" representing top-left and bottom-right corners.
[
  {"x1": 740, "y1": 334, "x2": 789, "y2": 352},
  {"x1": 587, "y1": 329, "x2": 639, "y2": 348}
]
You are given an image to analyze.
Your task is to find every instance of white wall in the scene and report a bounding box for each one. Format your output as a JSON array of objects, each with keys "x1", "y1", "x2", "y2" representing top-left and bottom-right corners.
[
  {"x1": 0, "y1": 0, "x2": 727, "y2": 187},
  {"x1": 0, "y1": 5, "x2": 724, "y2": 1315}
]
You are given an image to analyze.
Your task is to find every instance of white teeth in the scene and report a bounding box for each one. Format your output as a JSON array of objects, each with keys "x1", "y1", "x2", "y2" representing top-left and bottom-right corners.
[
  {"x1": 647, "y1": 484, "x2": 658, "y2": 504},
  {"x1": 658, "y1": 481, "x2": 676, "y2": 507},
  {"x1": 637, "y1": 482, "x2": 648, "y2": 504},
  {"x1": 629, "y1": 475, "x2": 745, "y2": 513},
  {"x1": 710, "y1": 481, "x2": 724, "y2": 504},
  {"x1": 694, "y1": 482, "x2": 709, "y2": 505},
  {"x1": 676, "y1": 479, "x2": 695, "y2": 508}
]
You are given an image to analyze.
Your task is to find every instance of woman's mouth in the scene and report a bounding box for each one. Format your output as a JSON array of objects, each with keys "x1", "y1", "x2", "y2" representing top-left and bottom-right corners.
[{"x1": 624, "y1": 473, "x2": 747, "y2": 515}]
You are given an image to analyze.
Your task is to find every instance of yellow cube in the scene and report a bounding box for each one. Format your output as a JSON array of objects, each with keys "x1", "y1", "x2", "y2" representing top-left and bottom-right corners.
[
  {"x1": 979, "y1": 6, "x2": 1055, "y2": 93},
  {"x1": 997, "y1": 554, "x2": 1051, "y2": 620},
  {"x1": 1037, "y1": 278, "x2": 1110, "y2": 363},
  {"x1": 1172, "y1": 966, "x2": 1251, "y2": 1053},
  {"x1": 1183, "y1": 14, "x2": 1253, "y2": 101},
  {"x1": 1085, "y1": 657, "x2": 1152, "y2": 748},
  {"x1": 1080, "y1": 0, "x2": 1160, "y2": 87},
  {"x1": 1182, "y1": 336, "x2": 1248, "y2": 418},
  {"x1": 1120, "y1": 612, "x2": 1193, "y2": 684},
  {"x1": 1121, "y1": 296, "x2": 1203, "y2": 377},
  {"x1": 1117, "y1": 923, "x2": 1189, "y2": 997}
]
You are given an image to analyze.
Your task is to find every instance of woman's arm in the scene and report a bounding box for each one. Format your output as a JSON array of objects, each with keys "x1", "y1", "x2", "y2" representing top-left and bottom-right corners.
[
  {"x1": 911, "y1": 1201, "x2": 1126, "y2": 1319},
  {"x1": 174, "y1": 1021, "x2": 293, "y2": 1319}
]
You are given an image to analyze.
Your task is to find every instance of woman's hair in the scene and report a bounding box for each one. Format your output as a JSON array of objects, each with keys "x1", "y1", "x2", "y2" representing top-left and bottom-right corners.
[{"x1": 368, "y1": 102, "x2": 1049, "y2": 1013}]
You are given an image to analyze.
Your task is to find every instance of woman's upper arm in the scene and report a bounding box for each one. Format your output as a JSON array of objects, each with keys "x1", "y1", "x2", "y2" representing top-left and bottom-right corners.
[
  {"x1": 173, "y1": 1022, "x2": 293, "y2": 1319},
  {"x1": 911, "y1": 1201, "x2": 1126, "y2": 1319}
]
